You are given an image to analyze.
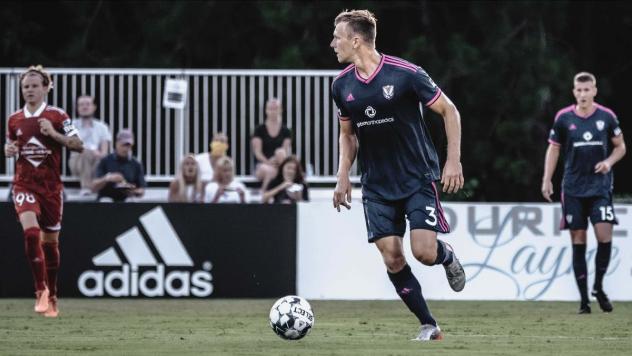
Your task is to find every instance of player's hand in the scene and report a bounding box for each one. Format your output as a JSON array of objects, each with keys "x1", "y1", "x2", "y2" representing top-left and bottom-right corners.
[
  {"x1": 38, "y1": 118, "x2": 55, "y2": 136},
  {"x1": 594, "y1": 161, "x2": 611, "y2": 174},
  {"x1": 333, "y1": 174, "x2": 352, "y2": 212},
  {"x1": 441, "y1": 159, "x2": 464, "y2": 194},
  {"x1": 541, "y1": 180, "x2": 554, "y2": 202},
  {"x1": 4, "y1": 142, "x2": 18, "y2": 157}
]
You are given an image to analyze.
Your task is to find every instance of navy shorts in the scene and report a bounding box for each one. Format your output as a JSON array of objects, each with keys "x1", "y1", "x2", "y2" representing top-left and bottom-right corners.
[
  {"x1": 560, "y1": 193, "x2": 618, "y2": 230},
  {"x1": 362, "y1": 182, "x2": 450, "y2": 243}
]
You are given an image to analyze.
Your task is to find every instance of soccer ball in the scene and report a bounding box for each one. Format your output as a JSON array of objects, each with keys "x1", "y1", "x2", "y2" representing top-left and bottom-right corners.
[{"x1": 269, "y1": 295, "x2": 315, "y2": 340}]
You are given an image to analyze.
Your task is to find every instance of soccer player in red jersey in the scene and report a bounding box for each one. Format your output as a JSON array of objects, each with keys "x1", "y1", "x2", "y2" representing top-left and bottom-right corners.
[{"x1": 4, "y1": 66, "x2": 83, "y2": 317}]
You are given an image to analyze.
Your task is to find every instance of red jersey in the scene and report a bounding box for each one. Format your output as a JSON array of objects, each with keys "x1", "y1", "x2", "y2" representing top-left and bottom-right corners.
[{"x1": 6, "y1": 103, "x2": 78, "y2": 194}]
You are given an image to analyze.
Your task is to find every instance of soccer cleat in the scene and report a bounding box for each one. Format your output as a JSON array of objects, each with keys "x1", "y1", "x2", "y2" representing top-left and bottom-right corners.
[
  {"x1": 578, "y1": 303, "x2": 591, "y2": 314},
  {"x1": 34, "y1": 287, "x2": 49, "y2": 313},
  {"x1": 443, "y1": 243, "x2": 466, "y2": 292},
  {"x1": 412, "y1": 324, "x2": 444, "y2": 341},
  {"x1": 44, "y1": 297, "x2": 59, "y2": 318},
  {"x1": 592, "y1": 290, "x2": 613, "y2": 312}
]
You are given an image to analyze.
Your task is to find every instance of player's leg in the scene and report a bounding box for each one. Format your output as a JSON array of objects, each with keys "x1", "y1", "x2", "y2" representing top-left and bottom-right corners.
[
  {"x1": 589, "y1": 196, "x2": 617, "y2": 312},
  {"x1": 255, "y1": 163, "x2": 277, "y2": 192},
  {"x1": 562, "y1": 194, "x2": 591, "y2": 313},
  {"x1": 12, "y1": 187, "x2": 49, "y2": 313},
  {"x1": 407, "y1": 183, "x2": 465, "y2": 292},
  {"x1": 39, "y1": 190, "x2": 63, "y2": 318},
  {"x1": 363, "y1": 198, "x2": 439, "y2": 340}
]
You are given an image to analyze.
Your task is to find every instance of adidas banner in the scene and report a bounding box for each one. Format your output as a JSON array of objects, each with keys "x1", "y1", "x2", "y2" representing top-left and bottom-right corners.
[{"x1": 0, "y1": 203, "x2": 296, "y2": 298}]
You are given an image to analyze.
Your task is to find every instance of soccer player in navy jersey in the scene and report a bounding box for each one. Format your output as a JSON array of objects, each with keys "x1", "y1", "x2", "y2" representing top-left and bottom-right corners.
[
  {"x1": 542, "y1": 72, "x2": 626, "y2": 314},
  {"x1": 330, "y1": 9, "x2": 465, "y2": 341}
]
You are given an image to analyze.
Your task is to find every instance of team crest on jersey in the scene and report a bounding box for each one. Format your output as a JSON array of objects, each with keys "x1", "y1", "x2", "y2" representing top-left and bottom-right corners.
[
  {"x1": 582, "y1": 131, "x2": 593, "y2": 141},
  {"x1": 566, "y1": 214, "x2": 573, "y2": 224},
  {"x1": 382, "y1": 85, "x2": 394, "y2": 100},
  {"x1": 21, "y1": 137, "x2": 52, "y2": 168},
  {"x1": 596, "y1": 120, "x2": 605, "y2": 131},
  {"x1": 365, "y1": 106, "x2": 376, "y2": 118}
]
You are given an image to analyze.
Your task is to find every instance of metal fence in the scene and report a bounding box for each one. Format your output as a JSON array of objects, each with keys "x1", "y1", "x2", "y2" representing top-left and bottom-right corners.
[{"x1": 1, "y1": 68, "x2": 360, "y2": 183}]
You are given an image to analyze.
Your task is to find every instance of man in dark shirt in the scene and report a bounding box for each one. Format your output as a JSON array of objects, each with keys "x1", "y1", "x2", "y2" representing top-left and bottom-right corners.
[
  {"x1": 92, "y1": 129, "x2": 146, "y2": 202},
  {"x1": 330, "y1": 9, "x2": 465, "y2": 341},
  {"x1": 542, "y1": 72, "x2": 626, "y2": 314}
]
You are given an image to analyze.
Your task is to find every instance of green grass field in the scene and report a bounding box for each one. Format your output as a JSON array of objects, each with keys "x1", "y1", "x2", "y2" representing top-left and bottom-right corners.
[{"x1": 1, "y1": 299, "x2": 631, "y2": 355}]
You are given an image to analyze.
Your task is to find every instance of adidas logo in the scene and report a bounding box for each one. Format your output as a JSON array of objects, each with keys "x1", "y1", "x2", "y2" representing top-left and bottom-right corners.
[
  {"x1": 78, "y1": 206, "x2": 213, "y2": 297},
  {"x1": 346, "y1": 93, "x2": 355, "y2": 102}
]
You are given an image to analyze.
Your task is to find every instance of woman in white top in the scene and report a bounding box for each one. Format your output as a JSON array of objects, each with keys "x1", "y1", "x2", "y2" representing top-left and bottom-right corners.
[
  {"x1": 204, "y1": 156, "x2": 249, "y2": 203},
  {"x1": 168, "y1": 154, "x2": 204, "y2": 202}
]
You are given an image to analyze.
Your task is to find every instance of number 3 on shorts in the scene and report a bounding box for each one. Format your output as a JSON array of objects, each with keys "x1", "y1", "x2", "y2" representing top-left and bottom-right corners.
[
  {"x1": 14, "y1": 192, "x2": 36, "y2": 206},
  {"x1": 425, "y1": 206, "x2": 437, "y2": 226},
  {"x1": 599, "y1": 206, "x2": 614, "y2": 221}
]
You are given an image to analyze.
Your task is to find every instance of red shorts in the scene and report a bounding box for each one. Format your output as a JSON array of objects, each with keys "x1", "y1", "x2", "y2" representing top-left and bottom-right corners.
[{"x1": 12, "y1": 185, "x2": 63, "y2": 232}]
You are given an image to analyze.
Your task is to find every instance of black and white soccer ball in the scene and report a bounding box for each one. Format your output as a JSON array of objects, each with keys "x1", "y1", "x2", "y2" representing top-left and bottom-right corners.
[{"x1": 269, "y1": 295, "x2": 315, "y2": 340}]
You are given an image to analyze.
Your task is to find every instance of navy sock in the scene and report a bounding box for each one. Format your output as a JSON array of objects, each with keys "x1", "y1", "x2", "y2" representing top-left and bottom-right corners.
[
  {"x1": 594, "y1": 242, "x2": 611, "y2": 291},
  {"x1": 572, "y1": 244, "x2": 589, "y2": 305},
  {"x1": 434, "y1": 240, "x2": 454, "y2": 266},
  {"x1": 387, "y1": 264, "x2": 436, "y2": 326}
]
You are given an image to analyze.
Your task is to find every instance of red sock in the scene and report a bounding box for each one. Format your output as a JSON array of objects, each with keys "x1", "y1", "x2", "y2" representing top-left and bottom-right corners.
[
  {"x1": 24, "y1": 227, "x2": 46, "y2": 291},
  {"x1": 42, "y1": 241, "x2": 60, "y2": 297}
]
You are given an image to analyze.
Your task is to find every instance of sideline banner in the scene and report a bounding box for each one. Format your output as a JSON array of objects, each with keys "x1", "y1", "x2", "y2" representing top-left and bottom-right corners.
[
  {"x1": 0, "y1": 203, "x2": 296, "y2": 298},
  {"x1": 298, "y1": 201, "x2": 631, "y2": 301}
]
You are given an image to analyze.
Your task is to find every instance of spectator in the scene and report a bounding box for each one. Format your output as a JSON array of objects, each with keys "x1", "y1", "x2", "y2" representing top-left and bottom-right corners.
[
  {"x1": 91, "y1": 129, "x2": 146, "y2": 202},
  {"x1": 168, "y1": 154, "x2": 204, "y2": 202},
  {"x1": 203, "y1": 156, "x2": 249, "y2": 203},
  {"x1": 262, "y1": 155, "x2": 309, "y2": 204},
  {"x1": 194, "y1": 132, "x2": 229, "y2": 183},
  {"x1": 69, "y1": 95, "x2": 111, "y2": 195},
  {"x1": 251, "y1": 98, "x2": 292, "y2": 191}
]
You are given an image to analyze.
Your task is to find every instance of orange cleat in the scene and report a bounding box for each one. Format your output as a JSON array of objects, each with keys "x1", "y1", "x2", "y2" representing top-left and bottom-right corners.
[
  {"x1": 44, "y1": 297, "x2": 59, "y2": 318},
  {"x1": 34, "y1": 288, "x2": 49, "y2": 313}
]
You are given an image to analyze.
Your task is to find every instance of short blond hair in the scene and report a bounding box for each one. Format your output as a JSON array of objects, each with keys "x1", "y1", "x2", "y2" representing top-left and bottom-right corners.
[
  {"x1": 20, "y1": 65, "x2": 53, "y2": 90},
  {"x1": 334, "y1": 9, "x2": 377, "y2": 44},
  {"x1": 574, "y1": 72, "x2": 596, "y2": 85}
]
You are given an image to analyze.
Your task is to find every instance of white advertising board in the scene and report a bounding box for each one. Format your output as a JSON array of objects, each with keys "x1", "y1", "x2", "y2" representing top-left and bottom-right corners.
[{"x1": 298, "y1": 201, "x2": 631, "y2": 301}]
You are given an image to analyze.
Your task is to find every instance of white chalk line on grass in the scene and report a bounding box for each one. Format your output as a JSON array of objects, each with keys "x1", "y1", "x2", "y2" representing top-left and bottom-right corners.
[{"x1": 450, "y1": 334, "x2": 631, "y2": 341}]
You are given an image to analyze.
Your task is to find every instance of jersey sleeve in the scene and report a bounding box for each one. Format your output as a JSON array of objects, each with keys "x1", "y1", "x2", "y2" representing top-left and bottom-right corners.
[
  {"x1": 56, "y1": 111, "x2": 79, "y2": 137},
  {"x1": 548, "y1": 117, "x2": 564, "y2": 146},
  {"x1": 331, "y1": 82, "x2": 350, "y2": 120},
  {"x1": 411, "y1": 68, "x2": 442, "y2": 107},
  {"x1": 608, "y1": 112, "x2": 623, "y2": 138},
  {"x1": 6, "y1": 117, "x2": 16, "y2": 141},
  {"x1": 135, "y1": 162, "x2": 147, "y2": 188}
]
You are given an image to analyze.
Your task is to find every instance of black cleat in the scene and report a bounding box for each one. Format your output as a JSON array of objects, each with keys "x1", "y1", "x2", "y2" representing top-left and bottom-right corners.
[
  {"x1": 578, "y1": 303, "x2": 591, "y2": 314},
  {"x1": 592, "y1": 290, "x2": 614, "y2": 312}
]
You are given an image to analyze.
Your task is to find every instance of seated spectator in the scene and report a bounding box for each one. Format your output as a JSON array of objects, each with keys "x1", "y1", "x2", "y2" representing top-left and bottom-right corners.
[
  {"x1": 91, "y1": 129, "x2": 146, "y2": 202},
  {"x1": 69, "y1": 95, "x2": 111, "y2": 195},
  {"x1": 203, "y1": 156, "x2": 249, "y2": 203},
  {"x1": 168, "y1": 154, "x2": 204, "y2": 202},
  {"x1": 262, "y1": 156, "x2": 309, "y2": 204},
  {"x1": 194, "y1": 132, "x2": 229, "y2": 183},
  {"x1": 251, "y1": 98, "x2": 292, "y2": 191}
]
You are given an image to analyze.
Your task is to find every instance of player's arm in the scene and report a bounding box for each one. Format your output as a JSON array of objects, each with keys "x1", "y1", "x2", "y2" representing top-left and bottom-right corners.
[
  {"x1": 428, "y1": 94, "x2": 464, "y2": 194},
  {"x1": 4, "y1": 138, "x2": 18, "y2": 157},
  {"x1": 595, "y1": 134, "x2": 626, "y2": 174},
  {"x1": 282, "y1": 137, "x2": 292, "y2": 156},
  {"x1": 541, "y1": 143, "x2": 560, "y2": 202},
  {"x1": 333, "y1": 119, "x2": 357, "y2": 211},
  {"x1": 38, "y1": 118, "x2": 84, "y2": 152}
]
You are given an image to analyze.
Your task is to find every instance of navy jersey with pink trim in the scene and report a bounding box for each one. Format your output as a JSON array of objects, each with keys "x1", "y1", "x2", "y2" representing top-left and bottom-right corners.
[
  {"x1": 331, "y1": 54, "x2": 443, "y2": 201},
  {"x1": 548, "y1": 103, "x2": 622, "y2": 197}
]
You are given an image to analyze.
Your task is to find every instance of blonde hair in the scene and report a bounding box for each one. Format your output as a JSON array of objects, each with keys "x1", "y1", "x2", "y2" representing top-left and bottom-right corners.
[
  {"x1": 173, "y1": 154, "x2": 203, "y2": 202},
  {"x1": 574, "y1": 72, "x2": 597, "y2": 85},
  {"x1": 212, "y1": 156, "x2": 235, "y2": 183},
  {"x1": 20, "y1": 65, "x2": 53, "y2": 91},
  {"x1": 334, "y1": 9, "x2": 378, "y2": 44}
]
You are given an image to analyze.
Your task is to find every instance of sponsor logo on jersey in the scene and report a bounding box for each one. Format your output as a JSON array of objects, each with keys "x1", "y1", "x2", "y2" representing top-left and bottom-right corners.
[
  {"x1": 345, "y1": 93, "x2": 355, "y2": 102},
  {"x1": 582, "y1": 131, "x2": 593, "y2": 141},
  {"x1": 22, "y1": 137, "x2": 52, "y2": 168},
  {"x1": 382, "y1": 85, "x2": 394, "y2": 100},
  {"x1": 78, "y1": 206, "x2": 213, "y2": 297},
  {"x1": 364, "y1": 106, "x2": 376, "y2": 118},
  {"x1": 357, "y1": 117, "x2": 395, "y2": 128},
  {"x1": 596, "y1": 120, "x2": 605, "y2": 131}
]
